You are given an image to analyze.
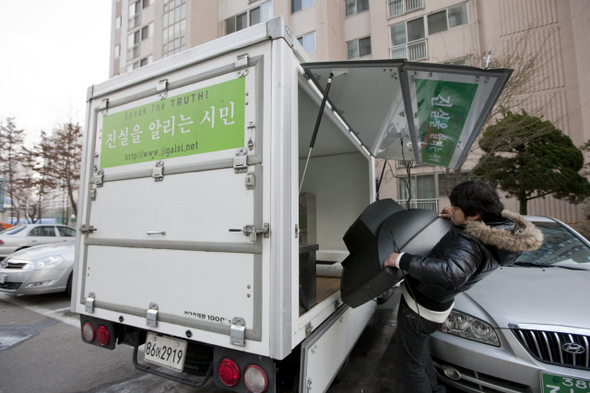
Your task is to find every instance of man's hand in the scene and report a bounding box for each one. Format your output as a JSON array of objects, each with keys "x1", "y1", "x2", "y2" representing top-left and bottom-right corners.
[
  {"x1": 384, "y1": 252, "x2": 401, "y2": 268},
  {"x1": 439, "y1": 206, "x2": 453, "y2": 219}
]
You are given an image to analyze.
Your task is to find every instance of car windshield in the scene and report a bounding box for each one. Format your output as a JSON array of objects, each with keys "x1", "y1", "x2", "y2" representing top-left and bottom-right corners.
[
  {"x1": 514, "y1": 221, "x2": 590, "y2": 269},
  {"x1": 3, "y1": 225, "x2": 27, "y2": 235}
]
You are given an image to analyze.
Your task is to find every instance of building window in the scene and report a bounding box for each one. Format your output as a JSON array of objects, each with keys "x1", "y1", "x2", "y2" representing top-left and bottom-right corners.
[
  {"x1": 142, "y1": 22, "x2": 154, "y2": 40},
  {"x1": 297, "y1": 31, "x2": 316, "y2": 52},
  {"x1": 390, "y1": 17, "x2": 427, "y2": 61},
  {"x1": 142, "y1": 0, "x2": 154, "y2": 9},
  {"x1": 387, "y1": 0, "x2": 424, "y2": 19},
  {"x1": 438, "y1": 172, "x2": 470, "y2": 197},
  {"x1": 345, "y1": 0, "x2": 369, "y2": 16},
  {"x1": 292, "y1": 0, "x2": 313, "y2": 13},
  {"x1": 398, "y1": 174, "x2": 437, "y2": 211},
  {"x1": 347, "y1": 36, "x2": 371, "y2": 59},
  {"x1": 140, "y1": 55, "x2": 152, "y2": 67},
  {"x1": 127, "y1": 30, "x2": 140, "y2": 59},
  {"x1": 115, "y1": 15, "x2": 122, "y2": 29},
  {"x1": 126, "y1": 62, "x2": 140, "y2": 73},
  {"x1": 114, "y1": 44, "x2": 121, "y2": 59},
  {"x1": 427, "y1": 3, "x2": 468, "y2": 35},
  {"x1": 226, "y1": 1, "x2": 273, "y2": 35},
  {"x1": 162, "y1": 0, "x2": 187, "y2": 58},
  {"x1": 128, "y1": 0, "x2": 141, "y2": 29}
]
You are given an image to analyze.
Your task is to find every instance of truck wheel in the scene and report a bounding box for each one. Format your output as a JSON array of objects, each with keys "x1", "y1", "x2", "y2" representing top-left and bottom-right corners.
[{"x1": 334, "y1": 357, "x2": 350, "y2": 382}]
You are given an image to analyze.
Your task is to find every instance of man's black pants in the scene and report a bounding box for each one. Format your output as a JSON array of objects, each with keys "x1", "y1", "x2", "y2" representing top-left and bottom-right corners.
[{"x1": 394, "y1": 296, "x2": 447, "y2": 393}]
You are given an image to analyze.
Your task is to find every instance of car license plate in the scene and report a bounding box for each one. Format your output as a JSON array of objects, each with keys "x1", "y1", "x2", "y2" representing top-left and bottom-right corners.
[
  {"x1": 144, "y1": 333, "x2": 187, "y2": 372},
  {"x1": 541, "y1": 373, "x2": 590, "y2": 393},
  {"x1": 0, "y1": 274, "x2": 6, "y2": 284}
]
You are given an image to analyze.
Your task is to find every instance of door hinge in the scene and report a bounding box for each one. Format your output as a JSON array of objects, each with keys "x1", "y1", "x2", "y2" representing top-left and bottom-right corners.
[
  {"x1": 233, "y1": 148, "x2": 248, "y2": 173},
  {"x1": 147, "y1": 303, "x2": 159, "y2": 327},
  {"x1": 93, "y1": 170, "x2": 104, "y2": 187},
  {"x1": 152, "y1": 160, "x2": 164, "y2": 182},
  {"x1": 157, "y1": 79, "x2": 168, "y2": 99},
  {"x1": 99, "y1": 99, "x2": 109, "y2": 115},
  {"x1": 230, "y1": 317, "x2": 246, "y2": 347},
  {"x1": 236, "y1": 54, "x2": 249, "y2": 77},
  {"x1": 85, "y1": 293, "x2": 96, "y2": 313}
]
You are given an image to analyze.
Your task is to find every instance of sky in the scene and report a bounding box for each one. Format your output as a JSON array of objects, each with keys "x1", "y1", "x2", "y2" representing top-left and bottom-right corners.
[{"x1": 0, "y1": 1, "x2": 112, "y2": 145}]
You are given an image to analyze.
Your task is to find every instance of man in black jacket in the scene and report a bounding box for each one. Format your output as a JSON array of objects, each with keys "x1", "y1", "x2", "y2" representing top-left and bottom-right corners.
[{"x1": 384, "y1": 180, "x2": 543, "y2": 393}]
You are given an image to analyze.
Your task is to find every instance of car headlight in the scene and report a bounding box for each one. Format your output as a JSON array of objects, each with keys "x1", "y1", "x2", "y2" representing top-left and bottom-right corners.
[
  {"x1": 23, "y1": 255, "x2": 65, "y2": 270},
  {"x1": 440, "y1": 309, "x2": 500, "y2": 347}
]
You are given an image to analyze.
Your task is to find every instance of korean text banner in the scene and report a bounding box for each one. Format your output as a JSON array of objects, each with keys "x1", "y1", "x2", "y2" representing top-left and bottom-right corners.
[
  {"x1": 100, "y1": 77, "x2": 246, "y2": 169},
  {"x1": 415, "y1": 78, "x2": 478, "y2": 167}
]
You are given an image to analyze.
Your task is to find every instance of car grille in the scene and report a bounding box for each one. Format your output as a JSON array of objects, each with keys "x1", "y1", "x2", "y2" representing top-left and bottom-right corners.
[
  {"x1": 3, "y1": 261, "x2": 27, "y2": 269},
  {"x1": 0, "y1": 282, "x2": 22, "y2": 290},
  {"x1": 511, "y1": 327, "x2": 590, "y2": 371}
]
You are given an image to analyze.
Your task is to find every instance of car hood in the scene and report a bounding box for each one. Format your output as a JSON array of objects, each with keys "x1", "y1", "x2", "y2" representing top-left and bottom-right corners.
[
  {"x1": 6, "y1": 242, "x2": 75, "y2": 262},
  {"x1": 455, "y1": 266, "x2": 590, "y2": 330}
]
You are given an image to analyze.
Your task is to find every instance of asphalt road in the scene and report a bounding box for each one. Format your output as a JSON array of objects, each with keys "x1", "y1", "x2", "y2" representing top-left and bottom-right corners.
[{"x1": 0, "y1": 290, "x2": 455, "y2": 393}]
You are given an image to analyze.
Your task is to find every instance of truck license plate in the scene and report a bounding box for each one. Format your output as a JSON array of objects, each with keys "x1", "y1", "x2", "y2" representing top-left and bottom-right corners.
[
  {"x1": 144, "y1": 333, "x2": 187, "y2": 372},
  {"x1": 541, "y1": 373, "x2": 590, "y2": 392}
]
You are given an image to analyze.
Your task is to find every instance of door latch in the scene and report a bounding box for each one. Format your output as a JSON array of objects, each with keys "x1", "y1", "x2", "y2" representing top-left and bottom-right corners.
[
  {"x1": 80, "y1": 225, "x2": 97, "y2": 234},
  {"x1": 229, "y1": 223, "x2": 270, "y2": 242}
]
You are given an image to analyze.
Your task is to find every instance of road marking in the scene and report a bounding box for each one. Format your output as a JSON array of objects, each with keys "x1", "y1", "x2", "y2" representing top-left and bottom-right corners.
[{"x1": 0, "y1": 295, "x2": 79, "y2": 328}]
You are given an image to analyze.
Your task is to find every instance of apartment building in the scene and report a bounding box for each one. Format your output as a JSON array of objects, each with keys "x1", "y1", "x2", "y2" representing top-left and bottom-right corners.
[{"x1": 109, "y1": 0, "x2": 590, "y2": 223}]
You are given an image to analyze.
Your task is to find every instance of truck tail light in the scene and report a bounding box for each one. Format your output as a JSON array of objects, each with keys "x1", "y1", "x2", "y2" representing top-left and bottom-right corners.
[
  {"x1": 96, "y1": 325, "x2": 110, "y2": 346},
  {"x1": 244, "y1": 364, "x2": 268, "y2": 393},
  {"x1": 218, "y1": 357, "x2": 240, "y2": 387},
  {"x1": 82, "y1": 321, "x2": 95, "y2": 342},
  {"x1": 79, "y1": 316, "x2": 117, "y2": 349}
]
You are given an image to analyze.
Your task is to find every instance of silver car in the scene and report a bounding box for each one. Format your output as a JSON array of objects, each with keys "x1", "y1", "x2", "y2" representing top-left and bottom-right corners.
[
  {"x1": 429, "y1": 216, "x2": 590, "y2": 393},
  {"x1": 0, "y1": 243, "x2": 75, "y2": 295},
  {"x1": 0, "y1": 224, "x2": 76, "y2": 260}
]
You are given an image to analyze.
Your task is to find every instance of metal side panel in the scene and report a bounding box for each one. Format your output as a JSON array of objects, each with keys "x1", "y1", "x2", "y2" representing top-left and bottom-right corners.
[
  {"x1": 300, "y1": 301, "x2": 376, "y2": 393},
  {"x1": 81, "y1": 245, "x2": 261, "y2": 339},
  {"x1": 86, "y1": 167, "x2": 258, "y2": 244}
]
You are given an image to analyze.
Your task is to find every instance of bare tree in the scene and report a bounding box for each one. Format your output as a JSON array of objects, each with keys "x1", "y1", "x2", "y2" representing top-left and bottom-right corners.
[
  {"x1": 441, "y1": 24, "x2": 560, "y2": 189},
  {"x1": 52, "y1": 122, "x2": 82, "y2": 220},
  {"x1": 20, "y1": 130, "x2": 59, "y2": 223},
  {"x1": 0, "y1": 118, "x2": 26, "y2": 223}
]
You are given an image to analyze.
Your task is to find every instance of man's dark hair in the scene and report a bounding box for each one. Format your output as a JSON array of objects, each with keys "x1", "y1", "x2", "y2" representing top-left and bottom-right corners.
[{"x1": 449, "y1": 180, "x2": 504, "y2": 223}]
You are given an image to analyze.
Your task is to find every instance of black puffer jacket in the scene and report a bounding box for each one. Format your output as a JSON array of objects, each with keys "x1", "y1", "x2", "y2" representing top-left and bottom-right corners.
[{"x1": 398, "y1": 210, "x2": 544, "y2": 312}]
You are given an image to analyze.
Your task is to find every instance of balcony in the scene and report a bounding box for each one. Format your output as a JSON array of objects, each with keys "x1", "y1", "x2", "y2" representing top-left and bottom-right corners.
[
  {"x1": 390, "y1": 39, "x2": 428, "y2": 61},
  {"x1": 128, "y1": 13, "x2": 141, "y2": 29},
  {"x1": 387, "y1": 0, "x2": 424, "y2": 19},
  {"x1": 127, "y1": 44, "x2": 139, "y2": 60},
  {"x1": 397, "y1": 198, "x2": 439, "y2": 212}
]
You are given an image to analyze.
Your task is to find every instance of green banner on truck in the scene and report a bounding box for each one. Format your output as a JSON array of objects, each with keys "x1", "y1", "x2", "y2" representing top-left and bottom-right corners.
[
  {"x1": 415, "y1": 78, "x2": 478, "y2": 167},
  {"x1": 100, "y1": 77, "x2": 245, "y2": 168}
]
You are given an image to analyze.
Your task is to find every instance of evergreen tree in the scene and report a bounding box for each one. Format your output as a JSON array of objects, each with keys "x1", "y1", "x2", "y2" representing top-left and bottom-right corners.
[{"x1": 474, "y1": 110, "x2": 590, "y2": 215}]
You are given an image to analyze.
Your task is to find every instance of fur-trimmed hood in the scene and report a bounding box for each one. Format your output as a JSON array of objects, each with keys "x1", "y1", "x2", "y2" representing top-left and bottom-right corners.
[{"x1": 463, "y1": 210, "x2": 544, "y2": 253}]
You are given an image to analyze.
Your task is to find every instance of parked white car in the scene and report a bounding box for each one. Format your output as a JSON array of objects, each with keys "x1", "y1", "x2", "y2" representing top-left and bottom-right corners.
[
  {"x1": 0, "y1": 243, "x2": 75, "y2": 295},
  {"x1": 0, "y1": 224, "x2": 76, "y2": 260}
]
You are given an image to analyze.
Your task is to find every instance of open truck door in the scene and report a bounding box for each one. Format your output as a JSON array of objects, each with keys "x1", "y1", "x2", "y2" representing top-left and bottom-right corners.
[{"x1": 298, "y1": 60, "x2": 511, "y2": 390}]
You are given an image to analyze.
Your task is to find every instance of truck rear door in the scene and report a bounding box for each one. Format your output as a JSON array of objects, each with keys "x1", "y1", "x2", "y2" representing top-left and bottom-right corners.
[{"x1": 76, "y1": 47, "x2": 266, "y2": 348}]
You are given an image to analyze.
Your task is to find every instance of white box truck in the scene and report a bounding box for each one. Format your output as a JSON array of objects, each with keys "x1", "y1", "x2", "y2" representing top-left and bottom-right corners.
[{"x1": 72, "y1": 16, "x2": 511, "y2": 393}]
